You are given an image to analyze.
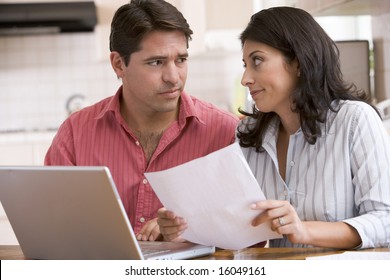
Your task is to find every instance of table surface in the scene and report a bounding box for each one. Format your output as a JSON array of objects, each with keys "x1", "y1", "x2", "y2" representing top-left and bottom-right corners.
[
  {"x1": 199, "y1": 247, "x2": 389, "y2": 260},
  {"x1": 1, "y1": 245, "x2": 389, "y2": 260}
]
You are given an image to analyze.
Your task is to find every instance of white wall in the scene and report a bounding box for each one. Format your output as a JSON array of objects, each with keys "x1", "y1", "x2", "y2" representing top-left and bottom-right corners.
[{"x1": 0, "y1": 33, "x2": 122, "y2": 132}]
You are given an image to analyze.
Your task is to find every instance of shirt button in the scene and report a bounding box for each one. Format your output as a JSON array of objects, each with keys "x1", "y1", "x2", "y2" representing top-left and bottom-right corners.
[
  {"x1": 284, "y1": 190, "x2": 289, "y2": 196},
  {"x1": 135, "y1": 141, "x2": 140, "y2": 146},
  {"x1": 290, "y1": 161, "x2": 295, "y2": 166},
  {"x1": 139, "y1": 217, "x2": 145, "y2": 223},
  {"x1": 142, "y1": 179, "x2": 148, "y2": 184}
]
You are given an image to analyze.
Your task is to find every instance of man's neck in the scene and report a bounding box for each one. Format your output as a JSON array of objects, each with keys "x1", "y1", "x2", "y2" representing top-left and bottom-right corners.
[
  {"x1": 120, "y1": 96, "x2": 180, "y2": 163},
  {"x1": 120, "y1": 93, "x2": 180, "y2": 133},
  {"x1": 122, "y1": 105, "x2": 179, "y2": 134}
]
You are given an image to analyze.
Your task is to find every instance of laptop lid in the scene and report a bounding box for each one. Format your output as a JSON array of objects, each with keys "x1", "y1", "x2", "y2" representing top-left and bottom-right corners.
[{"x1": 0, "y1": 166, "x2": 214, "y2": 260}]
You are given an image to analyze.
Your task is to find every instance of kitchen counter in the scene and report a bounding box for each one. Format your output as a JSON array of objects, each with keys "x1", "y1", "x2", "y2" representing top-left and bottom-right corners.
[{"x1": 0, "y1": 131, "x2": 56, "y2": 166}]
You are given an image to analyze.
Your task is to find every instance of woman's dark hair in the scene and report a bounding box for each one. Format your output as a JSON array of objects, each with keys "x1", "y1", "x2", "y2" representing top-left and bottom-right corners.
[
  {"x1": 237, "y1": 6, "x2": 377, "y2": 151},
  {"x1": 109, "y1": 0, "x2": 193, "y2": 66}
]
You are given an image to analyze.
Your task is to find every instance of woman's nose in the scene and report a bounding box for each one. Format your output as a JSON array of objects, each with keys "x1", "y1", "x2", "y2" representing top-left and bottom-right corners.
[{"x1": 241, "y1": 69, "x2": 253, "y2": 87}]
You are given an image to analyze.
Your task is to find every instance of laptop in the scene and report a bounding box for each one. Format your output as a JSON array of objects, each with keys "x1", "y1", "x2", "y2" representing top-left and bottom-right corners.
[{"x1": 0, "y1": 166, "x2": 215, "y2": 260}]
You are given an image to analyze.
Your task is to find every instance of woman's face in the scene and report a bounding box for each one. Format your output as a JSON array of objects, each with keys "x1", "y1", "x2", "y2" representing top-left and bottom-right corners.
[{"x1": 241, "y1": 40, "x2": 300, "y2": 116}]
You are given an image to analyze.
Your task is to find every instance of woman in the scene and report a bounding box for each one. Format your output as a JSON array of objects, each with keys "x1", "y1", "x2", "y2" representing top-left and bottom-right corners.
[{"x1": 158, "y1": 7, "x2": 390, "y2": 249}]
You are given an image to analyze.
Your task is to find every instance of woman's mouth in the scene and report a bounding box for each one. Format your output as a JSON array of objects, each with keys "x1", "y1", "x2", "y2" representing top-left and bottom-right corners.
[{"x1": 250, "y1": 89, "x2": 264, "y2": 99}]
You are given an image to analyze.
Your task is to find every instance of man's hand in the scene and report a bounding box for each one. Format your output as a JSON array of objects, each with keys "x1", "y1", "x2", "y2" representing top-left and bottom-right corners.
[
  {"x1": 136, "y1": 218, "x2": 162, "y2": 241},
  {"x1": 157, "y1": 208, "x2": 188, "y2": 242}
]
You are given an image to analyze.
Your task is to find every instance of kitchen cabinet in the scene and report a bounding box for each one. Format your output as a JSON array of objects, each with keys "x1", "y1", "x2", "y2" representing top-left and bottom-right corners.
[
  {"x1": 0, "y1": 131, "x2": 55, "y2": 245},
  {"x1": 297, "y1": 0, "x2": 390, "y2": 15},
  {"x1": 0, "y1": 132, "x2": 55, "y2": 165}
]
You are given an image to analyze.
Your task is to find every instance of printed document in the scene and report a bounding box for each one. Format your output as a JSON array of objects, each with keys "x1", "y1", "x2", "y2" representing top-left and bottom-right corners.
[{"x1": 145, "y1": 143, "x2": 281, "y2": 250}]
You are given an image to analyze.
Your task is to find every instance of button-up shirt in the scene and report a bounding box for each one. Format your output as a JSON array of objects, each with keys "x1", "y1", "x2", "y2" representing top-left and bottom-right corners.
[
  {"x1": 239, "y1": 100, "x2": 390, "y2": 248},
  {"x1": 45, "y1": 86, "x2": 238, "y2": 233}
]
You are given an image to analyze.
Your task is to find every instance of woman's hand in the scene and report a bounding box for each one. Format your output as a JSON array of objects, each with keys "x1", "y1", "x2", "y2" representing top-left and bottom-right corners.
[
  {"x1": 251, "y1": 200, "x2": 362, "y2": 248},
  {"x1": 157, "y1": 208, "x2": 188, "y2": 242},
  {"x1": 251, "y1": 200, "x2": 309, "y2": 245}
]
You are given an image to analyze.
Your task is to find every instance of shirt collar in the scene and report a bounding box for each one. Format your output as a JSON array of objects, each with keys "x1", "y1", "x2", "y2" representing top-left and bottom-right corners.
[
  {"x1": 263, "y1": 118, "x2": 280, "y2": 145},
  {"x1": 95, "y1": 86, "x2": 123, "y2": 122},
  {"x1": 178, "y1": 91, "x2": 204, "y2": 126},
  {"x1": 263, "y1": 118, "x2": 305, "y2": 146}
]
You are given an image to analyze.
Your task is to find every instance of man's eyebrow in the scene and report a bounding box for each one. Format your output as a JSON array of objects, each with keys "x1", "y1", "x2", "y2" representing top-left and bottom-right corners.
[
  {"x1": 144, "y1": 55, "x2": 166, "y2": 62},
  {"x1": 144, "y1": 52, "x2": 189, "y2": 61},
  {"x1": 178, "y1": 52, "x2": 189, "y2": 58}
]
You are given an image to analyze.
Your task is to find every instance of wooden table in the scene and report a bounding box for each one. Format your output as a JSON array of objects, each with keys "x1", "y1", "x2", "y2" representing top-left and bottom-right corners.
[
  {"x1": 1, "y1": 245, "x2": 389, "y2": 260},
  {"x1": 197, "y1": 247, "x2": 390, "y2": 260}
]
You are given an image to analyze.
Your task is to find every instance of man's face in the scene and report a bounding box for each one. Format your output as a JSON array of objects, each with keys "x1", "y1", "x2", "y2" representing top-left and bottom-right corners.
[{"x1": 117, "y1": 30, "x2": 188, "y2": 117}]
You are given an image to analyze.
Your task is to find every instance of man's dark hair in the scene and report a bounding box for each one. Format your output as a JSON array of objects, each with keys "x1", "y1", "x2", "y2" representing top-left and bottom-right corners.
[{"x1": 109, "y1": 0, "x2": 193, "y2": 66}]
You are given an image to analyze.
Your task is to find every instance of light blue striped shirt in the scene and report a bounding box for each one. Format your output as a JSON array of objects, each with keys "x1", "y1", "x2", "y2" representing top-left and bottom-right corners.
[{"x1": 239, "y1": 100, "x2": 390, "y2": 248}]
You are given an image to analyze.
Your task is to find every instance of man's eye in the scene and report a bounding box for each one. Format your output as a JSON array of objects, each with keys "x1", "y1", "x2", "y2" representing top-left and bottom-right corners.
[
  {"x1": 177, "y1": 57, "x2": 187, "y2": 63},
  {"x1": 148, "y1": 60, "x2": 163, "y2": 66}
]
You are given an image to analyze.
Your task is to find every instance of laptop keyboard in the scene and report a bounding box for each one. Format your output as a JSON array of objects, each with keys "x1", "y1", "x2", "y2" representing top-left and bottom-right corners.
[
  {"x1": 139, "y1": 241, "x2": 171, "y2": 257},
  {"x1": 141, "y1": 248, "x2": 171, "y2": 257}
]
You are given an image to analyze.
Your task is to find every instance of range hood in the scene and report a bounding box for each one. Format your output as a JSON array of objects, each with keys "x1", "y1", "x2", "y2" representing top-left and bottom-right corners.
[{"x1": 0, "y1": 1, "x2": 97, "y2": 35}]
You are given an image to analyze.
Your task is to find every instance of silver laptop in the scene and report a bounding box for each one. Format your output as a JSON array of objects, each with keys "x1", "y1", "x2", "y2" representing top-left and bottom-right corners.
[{"x1": 0, "y1": 166, "x2": 215, "y2": 260}]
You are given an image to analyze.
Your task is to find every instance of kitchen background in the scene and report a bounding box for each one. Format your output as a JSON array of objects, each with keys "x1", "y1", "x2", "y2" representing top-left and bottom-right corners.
[{"x1": 1, "y1": 0, "x2": 390, "y2": 244}]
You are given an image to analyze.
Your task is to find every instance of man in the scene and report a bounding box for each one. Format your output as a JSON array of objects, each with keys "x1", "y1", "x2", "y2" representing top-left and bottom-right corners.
[{"x1": 45, "y1": 0, "x2": 238, "y2": 241}]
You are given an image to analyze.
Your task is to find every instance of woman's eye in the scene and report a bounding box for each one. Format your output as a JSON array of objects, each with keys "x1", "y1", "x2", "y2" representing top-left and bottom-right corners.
[{"x1": 253, "y1": 57, "x2": 262, "y2": 66}]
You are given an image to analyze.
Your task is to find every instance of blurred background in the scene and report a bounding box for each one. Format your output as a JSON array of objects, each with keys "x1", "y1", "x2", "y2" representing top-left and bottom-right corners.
[{"x1": 0, "y1": 0, "x2": 389, "y2": 243}]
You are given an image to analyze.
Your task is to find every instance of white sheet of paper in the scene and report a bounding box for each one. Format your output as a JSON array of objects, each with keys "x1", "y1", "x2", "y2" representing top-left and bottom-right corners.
[{"x1": 145, "y1": 143, "x2": 281, "y2": 250}]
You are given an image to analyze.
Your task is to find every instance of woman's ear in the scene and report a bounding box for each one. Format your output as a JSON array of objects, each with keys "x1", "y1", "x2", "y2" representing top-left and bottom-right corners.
[
  {"x1": 110, "y1": 51, "x2": 125, "y2": 79},
  {"x1": 294, "y1": 58, "x2": 300, "y2": 77}
]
